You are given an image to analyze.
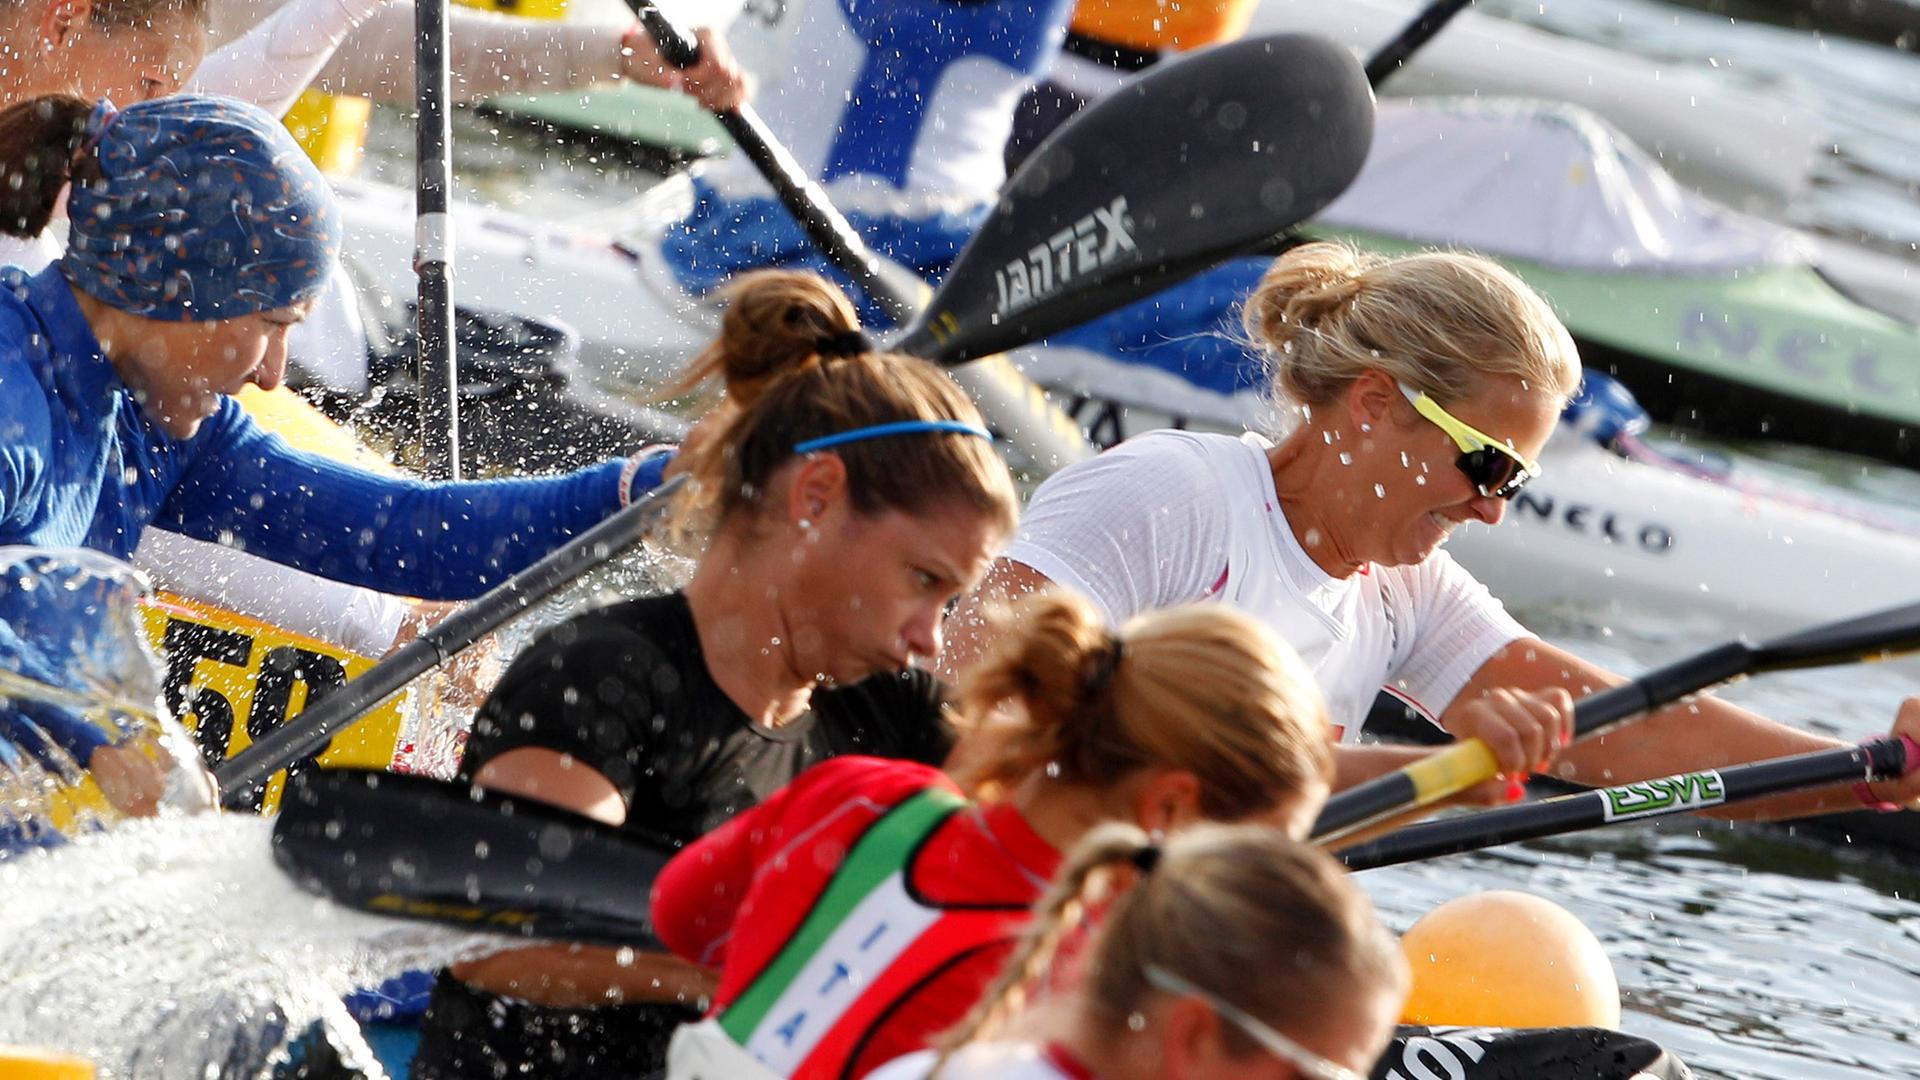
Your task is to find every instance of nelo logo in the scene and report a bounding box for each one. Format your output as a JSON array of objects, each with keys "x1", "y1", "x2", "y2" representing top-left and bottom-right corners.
[
  {"x1": 1512, "y1": 491, "x2": 1675, "y2": 555},
  {"x1": 994, "y1": 196, "x2": 1137, "y2": 316}
]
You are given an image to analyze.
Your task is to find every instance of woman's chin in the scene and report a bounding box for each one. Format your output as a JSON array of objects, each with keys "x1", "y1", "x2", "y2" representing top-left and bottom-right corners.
[{"x1": 1398, "y1": 513, "x2": 1455, "y2": 563}]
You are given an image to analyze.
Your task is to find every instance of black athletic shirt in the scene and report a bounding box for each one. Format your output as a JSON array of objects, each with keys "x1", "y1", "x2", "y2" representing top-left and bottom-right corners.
[{"x1": 411, "y1": 590, "x2": 954, "y2": 1080}]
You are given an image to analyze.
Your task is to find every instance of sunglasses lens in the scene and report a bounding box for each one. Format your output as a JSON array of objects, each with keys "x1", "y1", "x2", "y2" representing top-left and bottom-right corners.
[{"x1": 1457, "y1": 449, "x2": 1527, "y2": 499}]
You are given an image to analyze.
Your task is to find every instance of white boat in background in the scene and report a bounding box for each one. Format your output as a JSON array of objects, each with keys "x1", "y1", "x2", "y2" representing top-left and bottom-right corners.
[
  {"x1": 542, "y1": 0, "x2": 1824, "y2": 214},
  {"x1": 326, "y1": 164, "x2": 1920, "y2": 636},
  {"x1": 1243, "y1": 0, "x2": 1824, "y2": 214},
  {"x1": 1446, "y1": 431, "x2": 1920, "y2": 635}
]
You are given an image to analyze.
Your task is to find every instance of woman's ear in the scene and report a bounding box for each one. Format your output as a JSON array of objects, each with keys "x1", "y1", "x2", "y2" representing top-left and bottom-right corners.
[
  {"x1": 1133, "y1": 769, "x2": 1203, "y2": 836},
  {"x1": 1345, "y1": 368, "x2": 1403, "y2": 434},
  {"x1": 1160, "y1": 995, "x2": 1231, "y2": 1077},
  {"x1": 39, "y1": 0, "x2": 92, "y2": 49},
  {"x1": 782, "y1": 451, "x2": 848, "y2": 531}
]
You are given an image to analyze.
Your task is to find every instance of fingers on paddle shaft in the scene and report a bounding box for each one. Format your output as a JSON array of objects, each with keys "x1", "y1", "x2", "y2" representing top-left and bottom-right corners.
[
  {"x1": 628, "y1": 1, "x2": 702, "y2": 69},
  {"x1": 1450, "y1": 687, "x2": 1575, "y2": 779},
  {"x1": 898, "y1": 33, "x2": 1376, "y2": 364}
]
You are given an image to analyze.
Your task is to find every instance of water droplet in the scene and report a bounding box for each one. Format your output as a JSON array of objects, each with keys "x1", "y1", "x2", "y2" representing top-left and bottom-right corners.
[
  {"x1": 1373, "y1": 484, "x2": 1386, "y2": 499},
  {"x1": 1338, "y1": 452, "x2": 1352, "y2": 466}
]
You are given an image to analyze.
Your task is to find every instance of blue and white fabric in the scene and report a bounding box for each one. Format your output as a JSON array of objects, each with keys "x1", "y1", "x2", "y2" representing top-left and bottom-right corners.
[{"x1": 64, "y1": 95, "x2": 341, "y2": 321}]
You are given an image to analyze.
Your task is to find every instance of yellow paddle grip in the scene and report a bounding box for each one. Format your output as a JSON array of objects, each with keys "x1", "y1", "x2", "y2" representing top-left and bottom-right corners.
[{"x1": 1402, "y1": 738, "x2": 1504, "y2": 808}]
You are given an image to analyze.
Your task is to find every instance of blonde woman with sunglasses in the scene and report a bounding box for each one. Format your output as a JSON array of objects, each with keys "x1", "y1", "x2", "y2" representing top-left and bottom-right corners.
[{"x1": 946, "y1": 241, "x2": 1920, "y2": 819}]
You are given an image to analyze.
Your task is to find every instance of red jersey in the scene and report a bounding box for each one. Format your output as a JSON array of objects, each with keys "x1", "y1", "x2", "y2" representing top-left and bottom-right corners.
[{"x1": 652, "y1": 756, "x2": 1061, "y2": 1079}]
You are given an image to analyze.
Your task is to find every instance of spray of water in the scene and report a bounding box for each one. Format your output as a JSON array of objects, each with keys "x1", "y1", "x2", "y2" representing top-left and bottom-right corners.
[{"x1": 0, "y1": 813, "x2": 506, "y2": 1078}]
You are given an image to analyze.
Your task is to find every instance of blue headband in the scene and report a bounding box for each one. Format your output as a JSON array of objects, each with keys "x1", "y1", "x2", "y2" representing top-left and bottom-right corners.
[
  {"x1": 62, "y1": 95, "x2": 342, "y2": 322},
  {"x1": 793, "y1": 420, "x2": 994, "y2": 454}
]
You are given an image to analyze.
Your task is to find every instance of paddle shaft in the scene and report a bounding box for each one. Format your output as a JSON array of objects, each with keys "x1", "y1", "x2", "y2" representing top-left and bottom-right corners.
[
  {"x1": 628, "y1": 2, "x2": 1094, "y2": 470},
  {"x1": 414, "y1": 0, "x2": 459, "y2": 480},
  {"x1": 1312, "y1": 642, "x2": 1755, "y2": 842},
  {"x1": 212, "y1": 475, "x2": 687, "y2": 804},
  {"x1": 1340, "y1": 734, "x2": 1920, "y2": 870},
  {"x1": 629, "y1": 2, "x2": 914, "y2": 324},
  {"x1": 1314, "y1": 597, "x2": 1920, "y2": 843},
  {"x1": 1252, "y1": 0, "x2": 1473, "y2": 260},
  {"x1": 1365, "y1": 0, "x2": 1474, "y2": 86}
]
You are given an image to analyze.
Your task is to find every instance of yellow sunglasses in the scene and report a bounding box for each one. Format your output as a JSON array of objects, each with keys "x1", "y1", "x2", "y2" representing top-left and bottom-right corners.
[{"x1": 1398, "y1": 381, "x2": 1540, "y2": 500}]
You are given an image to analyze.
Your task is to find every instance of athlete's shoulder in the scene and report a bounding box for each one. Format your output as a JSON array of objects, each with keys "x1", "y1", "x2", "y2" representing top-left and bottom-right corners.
[
  {"x1": 1036, "y1": 428, "x2": 1250, "y2": 504},
  {"x1": 789, "y1": 755, "x2": 953, "y2": 809}
]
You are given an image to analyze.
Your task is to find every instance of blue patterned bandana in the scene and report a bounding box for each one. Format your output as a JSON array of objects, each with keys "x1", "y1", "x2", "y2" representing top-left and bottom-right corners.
[{"x1": 62, "y1": 96, "x2": 342, "y2": 322}]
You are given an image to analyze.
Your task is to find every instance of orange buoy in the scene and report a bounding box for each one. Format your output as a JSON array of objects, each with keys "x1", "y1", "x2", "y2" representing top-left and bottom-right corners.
[
  {"x1": 1398, "y1": 890, "x2": 1621, "y2": 1029},
  {"x1": 0, "y1": 1046, "x2": 95, "y2": 1079}
]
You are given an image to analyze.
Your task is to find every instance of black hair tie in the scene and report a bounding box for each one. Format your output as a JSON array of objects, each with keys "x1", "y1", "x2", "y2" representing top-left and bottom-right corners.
[
  {"x1": 1083, "y1": 636, "x2": 1125, "y2": 700},
  {"x1": 815, "y1": 328, "x2": 872, "y2": 358},
  {"x1": 1131, "y1": 845, "x2": 1161, "y2": 875}
]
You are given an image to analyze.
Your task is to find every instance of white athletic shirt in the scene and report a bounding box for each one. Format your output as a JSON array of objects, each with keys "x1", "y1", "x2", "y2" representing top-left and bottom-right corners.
[
  {"x1": 209, "y1": 0, "x2": 633, "y2": 105},
  {"x1": 0, "y1": 231, "x2": 59, "y2": 273},
  {"x1": 1001, "y1": 430, "x2": 1529, "y2": 737},
  {"x1": 192, "y1": 0, "x2": 384, "y2": 116},
  {"x1": 867, "y1": 1043, "x2": 1079, "y2": 1080}
]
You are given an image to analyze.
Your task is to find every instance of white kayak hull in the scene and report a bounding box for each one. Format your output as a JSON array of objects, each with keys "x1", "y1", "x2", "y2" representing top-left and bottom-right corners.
[
  {"x1": 1445, "y1": 436, "x2": 1920, "y2": 635},
  {"x1": 332, "y1": 176, "x2": 1920, "y2": 632},
  {"x1": 1238, "y1": 0, "x2": 1820, "y2": 214}
]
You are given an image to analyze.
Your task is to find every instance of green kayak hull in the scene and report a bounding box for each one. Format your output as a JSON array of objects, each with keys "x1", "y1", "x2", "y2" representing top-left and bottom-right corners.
[{"x1": 484, "y1": 85, "x2": 728, "y2": 158}]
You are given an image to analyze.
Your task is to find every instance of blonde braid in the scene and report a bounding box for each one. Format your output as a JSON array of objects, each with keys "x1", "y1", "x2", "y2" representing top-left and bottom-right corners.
[{"x1": 931, "y1": 823, "x2": 1152, "y2": 1069}]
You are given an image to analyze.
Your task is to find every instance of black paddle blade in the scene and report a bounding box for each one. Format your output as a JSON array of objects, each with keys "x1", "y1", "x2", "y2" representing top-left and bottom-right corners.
[
  {"x1": 1753, "y1": 599, "x2": 1920, "y2": 671},
  {"x1": 894, "y1": 33, "x2": 1374, "y2": 364},
  {"x1": 272, "y1": 769, "x2": 667, "y2": 948}
]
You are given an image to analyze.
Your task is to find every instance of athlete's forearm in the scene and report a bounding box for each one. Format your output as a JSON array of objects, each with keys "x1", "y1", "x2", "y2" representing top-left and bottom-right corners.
[
  {"x1": 317, "y1": 2, "x2": 626, "y2": 103},
  {"x1": 452, "y1": 944, "x2": 715, "y2": 1008}
]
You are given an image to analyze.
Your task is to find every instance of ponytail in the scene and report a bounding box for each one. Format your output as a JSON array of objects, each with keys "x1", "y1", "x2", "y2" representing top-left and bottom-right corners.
[
  {"x1": 1240, "y1": 240, "x2": 1580, "y2": 418},
  {"x1": 954, "y1": 592, "x2": 1332, "y2": 821},
  {"x1": 944, "y1": 824, "x2": 1408, "y2": 1064},
  {"x1": 0, "y1": 95, "x2": 97, "y2": 240},
  {"x1": 663, "y1": 270, "x2": 1016, "y2": 547}
]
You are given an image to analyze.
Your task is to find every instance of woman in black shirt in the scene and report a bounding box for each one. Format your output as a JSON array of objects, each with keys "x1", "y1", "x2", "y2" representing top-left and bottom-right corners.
[{"x1": 411, "y1": 270, "x2": 1020, "y2": 1079}]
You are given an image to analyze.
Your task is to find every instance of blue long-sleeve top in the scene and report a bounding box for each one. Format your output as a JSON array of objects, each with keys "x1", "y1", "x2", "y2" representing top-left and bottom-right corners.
[{"x1": 0, "y1": 265, "x2": 669, "y2": 602}]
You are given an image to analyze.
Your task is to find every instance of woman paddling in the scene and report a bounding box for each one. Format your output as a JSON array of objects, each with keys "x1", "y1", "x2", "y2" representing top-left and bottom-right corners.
[
  {"x1": 648, "y1": 590, "x2": 1452, "y2": 1078},
  {"x1": 410, "y1": 270, "x2": 1020, "y2": 1079},
  {"x1": 869, "y1": 823, "x2": 1407, "y2": 1080},
  {"x1": 0, "y1": 93, "x2": 675, "y2": 805},
  {"x1": 946, "y1": 241, "x2": 1920, "y2": 816}
]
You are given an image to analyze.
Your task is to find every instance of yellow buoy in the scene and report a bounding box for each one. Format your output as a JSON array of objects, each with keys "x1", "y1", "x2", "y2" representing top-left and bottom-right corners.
[
  {"x1": 0, "y1": 1046, "x2": 95, "y2": 1079},
  {"x1": 1398, "y1": 890, "x2": 1621, "y2": 1030}
]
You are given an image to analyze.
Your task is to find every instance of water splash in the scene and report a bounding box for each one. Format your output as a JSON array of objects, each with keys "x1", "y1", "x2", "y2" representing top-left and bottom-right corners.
[{"x1": 0, "y1": 814, "x2": 504, "y2": 1078}]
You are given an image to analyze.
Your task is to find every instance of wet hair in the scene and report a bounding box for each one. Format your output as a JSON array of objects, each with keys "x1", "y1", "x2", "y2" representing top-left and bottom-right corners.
[
  {"x1": 84, "y1": 0, "x2": 209, "y2": 30},
  {"x1": 663, "y1": 269, "x2": 1018, "y2": 546},
  {"x1": 0, "y1": 94, "x2": 98, "y2": 239},
  {"x1": 952, "y1": 590, "x2": 1332, "y2": 822},
  {"x1": 943, "y1": 822, "x2": 1407, "y2": 1064},
  {"x1": 1242, "y1": 241, "x2": 1581, "y2": 419}
]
